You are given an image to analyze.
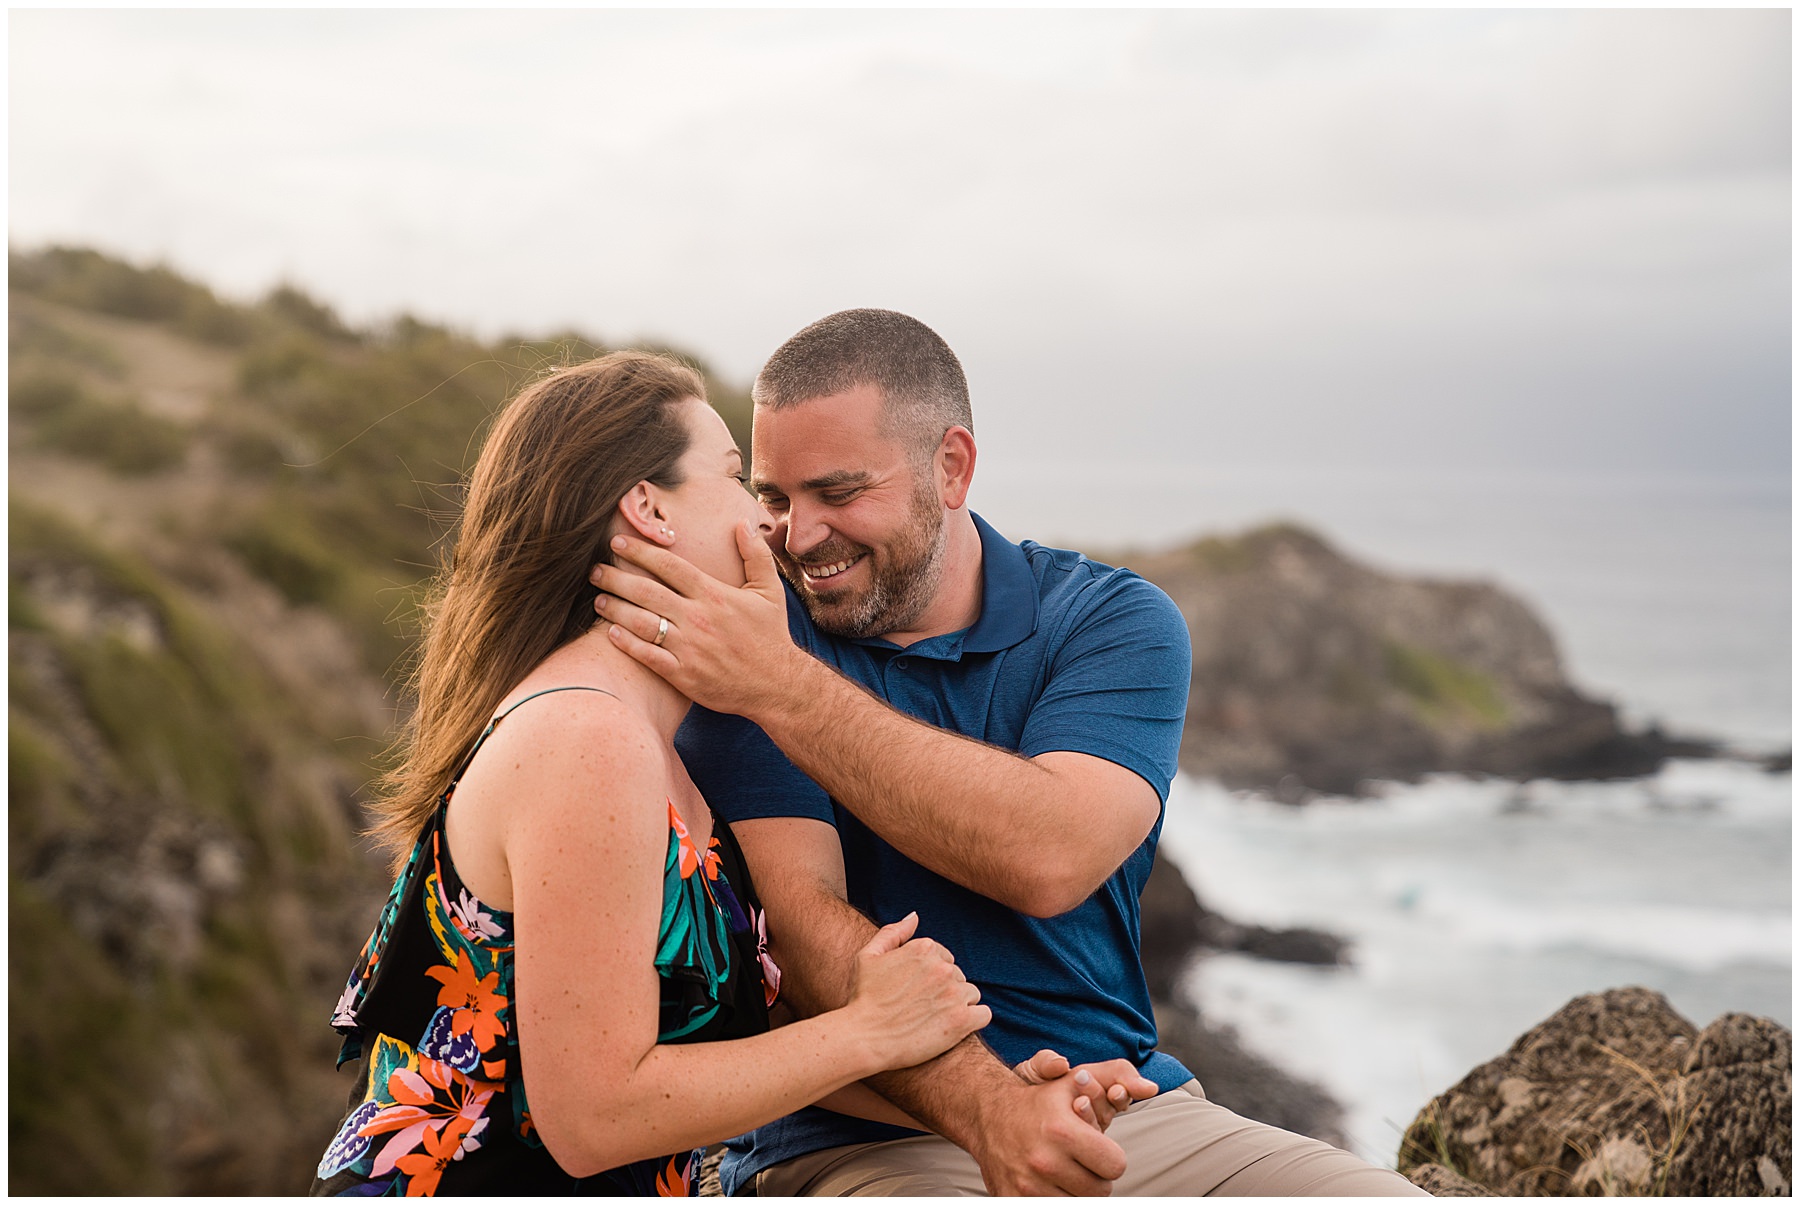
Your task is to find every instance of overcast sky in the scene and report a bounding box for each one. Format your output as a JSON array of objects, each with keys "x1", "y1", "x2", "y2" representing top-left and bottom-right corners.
[{"x1": 9, "y1": 9, "x2": 1791, "y2": 482}]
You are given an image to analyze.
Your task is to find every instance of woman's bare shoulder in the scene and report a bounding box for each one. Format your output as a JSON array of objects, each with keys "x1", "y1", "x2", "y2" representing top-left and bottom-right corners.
[
  {"x1": 450, "y1": 687, "x2": 670, "y2": 825},
  {"x1": 491, "y1": 688, "x2": 663, "y2": 773}
]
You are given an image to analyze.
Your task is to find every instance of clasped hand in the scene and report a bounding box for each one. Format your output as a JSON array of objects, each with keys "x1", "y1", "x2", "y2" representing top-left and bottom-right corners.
[
  {"x1": 959, "y1": 1053, "x2": 1158, "y2": 1195},
  {"x1": 1014, "y1": 1049, "x2": 1160, "y2": 1133}
]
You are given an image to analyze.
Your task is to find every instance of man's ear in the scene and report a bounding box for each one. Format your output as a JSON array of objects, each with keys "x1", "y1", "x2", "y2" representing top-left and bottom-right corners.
[
  {"x1": 936, "y1": 427, "x2": 977, "y2": 511},
  {"x1": 616, "y1": 483, "x2": 677, "y2": 546}
]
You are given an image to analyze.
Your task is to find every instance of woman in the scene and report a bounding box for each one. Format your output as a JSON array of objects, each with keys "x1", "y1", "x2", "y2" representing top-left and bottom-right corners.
[{"x1": 314, "y1": 352, "x2": 989, "y2": 1195}]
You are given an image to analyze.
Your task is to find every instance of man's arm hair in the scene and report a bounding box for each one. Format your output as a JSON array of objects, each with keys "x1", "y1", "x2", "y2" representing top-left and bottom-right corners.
[
  {"x1": 746, "y1": 573, "x2": 1186, "y2": 917},
  {"x1": 746, "y1": 691, "x2": 1160, "y2": 918},
  {"x1": 734, "y1": 817, "x2": 1130, "y2": 1193},
  {"x1": 733, "y1": 817, "x2": 1040, "y2": 1140}
]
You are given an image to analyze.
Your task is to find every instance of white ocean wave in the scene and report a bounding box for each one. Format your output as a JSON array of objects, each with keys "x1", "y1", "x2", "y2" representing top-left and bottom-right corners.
[
  {"x1": 1158, "y1": 761, "x2": 1792, "y2": 1166},
  {"x1": 1405, "y1": 895, "x2": 1792, "y2": 972}
]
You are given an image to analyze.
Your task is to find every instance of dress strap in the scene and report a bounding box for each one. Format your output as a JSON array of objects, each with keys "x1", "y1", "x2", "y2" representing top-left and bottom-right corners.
[{"x1": 442, "y1": 686, "x2": 618, "y2": 796}]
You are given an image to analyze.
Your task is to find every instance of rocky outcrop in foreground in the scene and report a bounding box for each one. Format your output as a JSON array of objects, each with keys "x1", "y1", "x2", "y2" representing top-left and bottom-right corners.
[
  {"x1": 1118, "y1": 525, "x2": 1718, "y2": 797},
  {"x1": 1400, "y1": 987, "x2": 1792, "y2": 1196}
]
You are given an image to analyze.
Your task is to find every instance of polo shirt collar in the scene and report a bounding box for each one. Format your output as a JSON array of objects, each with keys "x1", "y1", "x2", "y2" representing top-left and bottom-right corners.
[{"x1": 961, "y1": 512, "x2": 1039, "y2": 654}]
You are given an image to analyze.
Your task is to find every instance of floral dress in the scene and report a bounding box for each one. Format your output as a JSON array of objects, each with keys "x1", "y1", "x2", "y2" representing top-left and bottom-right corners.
[{"x1": 314, "y1": 687, "x2": 780, "y2": 1196}]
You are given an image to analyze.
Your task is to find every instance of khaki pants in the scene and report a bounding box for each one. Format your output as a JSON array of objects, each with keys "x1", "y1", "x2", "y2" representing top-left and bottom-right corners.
[{"x1": 748, "y1": 1082, "x2": 1428, "y2": 1196}]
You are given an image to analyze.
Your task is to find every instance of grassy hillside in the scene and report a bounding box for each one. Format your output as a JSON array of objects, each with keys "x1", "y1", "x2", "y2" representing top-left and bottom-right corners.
[{"x1": 7, "y1": 246, "x2": 753, "y2": 1193}]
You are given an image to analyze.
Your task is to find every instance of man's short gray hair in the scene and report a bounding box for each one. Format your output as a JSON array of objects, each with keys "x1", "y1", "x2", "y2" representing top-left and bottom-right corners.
[{"x1": 752, "y1": 309, "x2": 972, "y2": 458}]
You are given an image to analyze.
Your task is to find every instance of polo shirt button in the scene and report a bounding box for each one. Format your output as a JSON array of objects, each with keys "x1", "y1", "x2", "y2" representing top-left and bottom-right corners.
[{"x1": 894, "y1": 658, "x2": 910, "y2": 670}]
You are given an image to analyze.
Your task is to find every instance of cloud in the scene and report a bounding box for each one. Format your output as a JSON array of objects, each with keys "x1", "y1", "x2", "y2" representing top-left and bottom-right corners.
[{"x1": 9, "y1": 9, "x2": 1789, "y2": 476}]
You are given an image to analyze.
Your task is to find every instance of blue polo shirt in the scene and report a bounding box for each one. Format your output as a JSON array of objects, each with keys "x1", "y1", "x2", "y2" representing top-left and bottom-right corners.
[{"x1": 675, "y1": 514, "x2": 1193, "y2": 1194}]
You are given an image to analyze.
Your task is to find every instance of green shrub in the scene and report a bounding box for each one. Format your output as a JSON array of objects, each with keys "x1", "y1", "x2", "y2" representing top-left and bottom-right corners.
[
  {"x1": 224, "y1": 505, "x2": 344, "y2": 607},
  {"x1": 14, "y1": 245, "x2": 193, "y2": 321},
  {"x1": 1384, "y1": 641, "x2": 1508, "y2": 728},
  {"x1": 9, "y1": 716, "x2": 83, "y2": 848},
  {"x1": 62, "y1": 632, "x2": 248, "y2": 820},
  {"x1": 179, "y1": 295, "x2": 258, "y2": 347},
  {"x1": 35, "y1": 392, "x2": 189, "y2": 475},
  {"x1": 11, "y1": 496, "x2": 169, "y2": 605},
  {"x1": 9, "y1": 878, "x2": 166, "y2": 1195},
  {"x1": 8, "y1": 310, "x2": 127, "y2": 377},
  {"x1": 10, "y1": 372, "x2": 87, "y2": 420},
  {"x1": 237, "y1": 335, "x2": 332, "y2": 401},
  {"x1": 10, "y1": 245, "x2": 257, "y2": 348},
  {"x1": 8, "y1": 583, "x2": 48, "y2": 634},
  {"x1": 262, "y1": 284, "x2": 358, "y2": 343},
  {"x1": 215, "y1": 425, "x2": 299, "y2": 474}
]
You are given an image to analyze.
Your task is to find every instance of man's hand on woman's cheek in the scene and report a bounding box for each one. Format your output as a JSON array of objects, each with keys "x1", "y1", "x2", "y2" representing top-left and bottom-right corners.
[{"x1": 587, "y1": 523, "x2": 799, "y2": 715}]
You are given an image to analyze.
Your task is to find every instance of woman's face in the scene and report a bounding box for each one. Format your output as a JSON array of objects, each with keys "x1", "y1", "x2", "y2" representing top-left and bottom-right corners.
[{"x1": 660, "y1": 398, "x2": 775, "y2": 587}]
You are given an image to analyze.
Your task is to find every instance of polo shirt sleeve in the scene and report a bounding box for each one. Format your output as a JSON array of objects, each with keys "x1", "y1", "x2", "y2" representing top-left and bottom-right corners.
[
  {"x1": 675, "y1": 704, "x2": 835, "y2": 826},
  {"x1": 1016, "y1": 570, "x2": 1191, "y2": 802}
]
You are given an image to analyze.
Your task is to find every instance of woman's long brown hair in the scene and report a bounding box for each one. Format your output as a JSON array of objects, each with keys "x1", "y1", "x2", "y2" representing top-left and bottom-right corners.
[{"x1": 367, "y1": 351, "x2": 706, "y2": 870}]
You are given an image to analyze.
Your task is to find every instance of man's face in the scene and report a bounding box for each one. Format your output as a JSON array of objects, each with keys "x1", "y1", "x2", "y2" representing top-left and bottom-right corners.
[{"x1": 750, "y1": 383, "x2": 947, "y2": 640}]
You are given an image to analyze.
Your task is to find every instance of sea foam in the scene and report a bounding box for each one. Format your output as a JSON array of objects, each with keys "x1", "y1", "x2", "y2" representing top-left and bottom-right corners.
[{"x1": 1158, "y1": 761, "x2": 1792, "y2": 1165}]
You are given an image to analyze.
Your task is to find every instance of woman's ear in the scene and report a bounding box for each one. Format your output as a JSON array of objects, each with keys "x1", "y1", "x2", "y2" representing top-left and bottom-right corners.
[{"x1": 617, "y1": 483, "x2": 677, "y2": 546}]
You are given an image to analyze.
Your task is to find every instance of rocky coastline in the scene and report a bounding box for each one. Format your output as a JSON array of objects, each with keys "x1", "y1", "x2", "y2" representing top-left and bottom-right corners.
[
  {"x1": 1113, "y1": 523, "x2": 1746, "y2": 799},
  {"x1": 1138, "y1": 856, "x2": 1794, "y2": 1195},
  {"x1": 1120, "y1": 523, "x2": 1787, "y2": 1189}
]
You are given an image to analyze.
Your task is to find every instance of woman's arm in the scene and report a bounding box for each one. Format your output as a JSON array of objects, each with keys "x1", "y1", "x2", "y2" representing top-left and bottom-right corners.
[
  {"x1": 493, "y1": 701, "x2": 985, "y2": 1177},
  {"x1": 813, "y1": 1083, "x2": 928, "y2": 1130},
  {"x1": 766, "y1": 992, "x2": 926, "y2": 1129}
]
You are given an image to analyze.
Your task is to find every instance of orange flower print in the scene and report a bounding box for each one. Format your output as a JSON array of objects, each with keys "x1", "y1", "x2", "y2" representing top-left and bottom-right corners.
[
  {"x1": 669, "y1": 803, "x2": 723, "y2": 882},
  {"x1": 395, "y1": 1114, "x2": 475, "y2": 1195},
  {"x1": 669, "y1": 804, "x2": 701, "y2": 880},
  {"x1": 424, "y1": 953, "x2": 508, "y2": 1051},
  {"x1": 655, "y1": 1152, "x2": 693, "y2": 1196},
  {"x1": 360, "y1": 1054, "x2": 499, "y2": 1183}
]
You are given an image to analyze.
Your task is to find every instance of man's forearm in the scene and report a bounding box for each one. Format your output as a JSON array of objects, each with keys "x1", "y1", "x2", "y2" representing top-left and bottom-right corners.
[
  {"x1": 769, "y1": 884, "x2": 1026, "y2": 1148},
  {"x1": 750, "y1": 655, "x2": 1135, "y2": 917},
  {"x1": 862, "y1": 1032, "x2": 1034, "y2": 1147},
  {"x1": 736, "y1": 820, "x2": 1131, "y2": 1196},
  {"x1": 781, "y1": 908, "x2": 1127, "y2": 1196}
]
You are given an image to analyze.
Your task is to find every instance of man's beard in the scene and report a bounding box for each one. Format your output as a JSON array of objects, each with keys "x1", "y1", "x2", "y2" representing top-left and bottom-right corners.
[{"x1": 777, "y1": 478, "x2": 948, "y2": 640}]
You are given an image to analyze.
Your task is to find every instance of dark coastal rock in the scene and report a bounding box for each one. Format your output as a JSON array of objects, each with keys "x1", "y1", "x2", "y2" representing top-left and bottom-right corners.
[
  {"x1": 1138, "y1": 848, "x2": 1209, "y2": 998},
  {"x1": 1217, "y1": 921, "x2": 1348, "y2": 967},
  {"x1": 1153, "y1": 995, "x2": 1349, "y2": 1150},
  {"x1": 1667, "y1": 1012, "x2": 1794, "y2": 1195},
  {"x1": 1406, "y1": 1162, "x2": 1496, "y2": 1196},
  {"x1": 1398, "y1": 987, "x2": 1792, "y2": 1196},
  {"x1": 1141, "y1": 850, "x2": 1349, "y2": 985},
  {"x1": 1138, "y1": 851, "x2": 1351, "y2": 1148},
  {"x1": 1113, "y1": 524, "x2": 1708, "y2": 796}
]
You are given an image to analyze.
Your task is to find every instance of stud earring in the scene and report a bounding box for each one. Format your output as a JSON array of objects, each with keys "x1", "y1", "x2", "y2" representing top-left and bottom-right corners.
[{"x1": 661, "y1": 526, "x2": 675, "y2": 540}]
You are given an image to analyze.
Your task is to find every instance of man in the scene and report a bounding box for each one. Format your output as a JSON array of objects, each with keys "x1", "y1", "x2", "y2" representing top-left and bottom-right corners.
[{"x1": 592, "y1": 309, "x2": 1425, "y2": 1196}]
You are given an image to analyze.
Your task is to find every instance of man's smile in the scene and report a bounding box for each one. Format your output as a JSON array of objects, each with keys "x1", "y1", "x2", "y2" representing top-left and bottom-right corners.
[{"x1": 798, "y1": 554, "x2": 865, "y2": 584}]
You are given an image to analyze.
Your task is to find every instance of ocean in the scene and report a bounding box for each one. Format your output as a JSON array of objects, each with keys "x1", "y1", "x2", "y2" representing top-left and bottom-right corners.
[{"x1": 968, "y1": 460, "x2": 1792, "y2": 1167}]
